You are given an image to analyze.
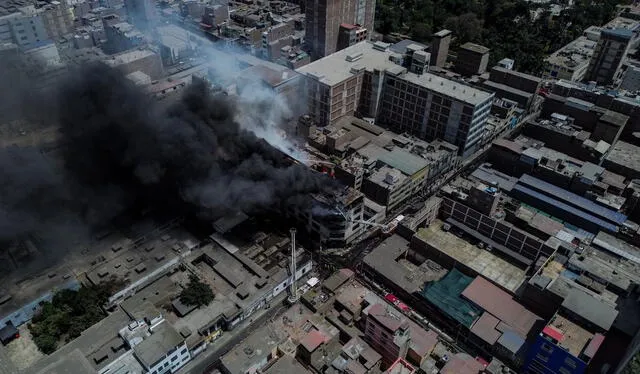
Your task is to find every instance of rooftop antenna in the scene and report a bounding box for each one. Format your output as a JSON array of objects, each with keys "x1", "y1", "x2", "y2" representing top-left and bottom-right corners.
[{"x1": 288, "y1": 228, "x2": 299, "y2": 304}]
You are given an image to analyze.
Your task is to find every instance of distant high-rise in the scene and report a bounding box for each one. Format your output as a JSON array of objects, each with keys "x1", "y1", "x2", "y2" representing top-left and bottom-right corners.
[
  {"x1": 305, "y1": 0, "x2": 375, "y2": 60},
  {"x1": 125, "y1": 0, "x2": 157, "y2": 31},
  {"x1": 430, "y1": 29, "x2": 451, "y2": 68},
  {"x1": 586, "y1": 28, "x2": 633, "y2": 85}
]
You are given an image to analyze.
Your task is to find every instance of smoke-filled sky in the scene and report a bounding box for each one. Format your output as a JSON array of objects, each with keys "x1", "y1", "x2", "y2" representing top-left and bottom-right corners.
[{"x1": 0, "y1": 62, "x2": 337, "y2": 245}]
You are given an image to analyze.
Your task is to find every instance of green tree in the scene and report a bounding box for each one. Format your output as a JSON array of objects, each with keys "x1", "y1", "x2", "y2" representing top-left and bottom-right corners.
[
  {"x1": 623, "y1": 352, "x2": 640, "y2": 374},
  {"x1": 33, "y1": 334, "x2": 57, "y2": 354},
  {"x1": 179, "y1": 274, "x2": 214, "y2": 307}
]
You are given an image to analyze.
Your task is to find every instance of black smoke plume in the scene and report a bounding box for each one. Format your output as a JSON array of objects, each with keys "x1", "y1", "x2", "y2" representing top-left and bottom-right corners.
[{"x1": 0, "y1": 63, "x2": 338, "y2": 244}]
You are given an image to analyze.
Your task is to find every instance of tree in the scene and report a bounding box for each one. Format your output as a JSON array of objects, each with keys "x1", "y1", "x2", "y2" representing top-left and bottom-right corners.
[
  {"x1": 33, "y1": 334, "x2": 57, "y2": 354},
  {"x1": 444, "y1": 13, "x2": 483, "y2": 44},
  {"x1": 179, "y1": 274, "x2": 214, "y2": 307},
  {"x1": 623, "y1": 352, "x2": 640, "y2": 374}
]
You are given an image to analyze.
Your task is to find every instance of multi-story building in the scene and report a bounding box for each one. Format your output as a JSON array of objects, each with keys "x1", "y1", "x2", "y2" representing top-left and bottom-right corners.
[
  {"x1": 104, "y1": 21, "x2": 144, "y2": 54},
  {"x1": 124, "y1": 0, "x2": 156, "y2": 30},
  {"x1": 305, "y1": 0, "x2": 375, "y2": 60},
  {"x1": 364, "y1": 303, "x2": 439, "y2": 367},
  {"x1": 297, "y1": 41, "x2": 494, "y2": 158},
  {"x1": 377, "y1": 67, "x2": 493, "y2": 157},
  {"x1": 455, "y1": 42, "x2": 490, "y2": 76},
  {"x1": 586, "y1": 28, "x2": 633, "y2": 85},
  {"x1": 543, "y1": 35, "x2": 599, "y2": 81},
  {"x1": 0, "y1": 4, "x2": 51, "y2": 50},
  {"x1": 337, "y1": 22, "x2": 367, "y2": 50},
  {"x1": 36, "y1": 0, "x2": 74, "y2": 41},
  {"x1": 524, "y1": 308, "x2": 613, "y2": 374},
  {"x1": 285, "y1": 187, "x2": 365, "y2": 249},
  {"x1": 430, "y1": 29, "x2": 451, "y2": 68}
]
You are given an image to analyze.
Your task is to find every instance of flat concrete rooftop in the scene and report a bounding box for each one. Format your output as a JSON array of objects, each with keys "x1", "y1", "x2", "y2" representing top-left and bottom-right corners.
[{"x1": 414, "y1": 220, "x2": 526, "y2": 293}]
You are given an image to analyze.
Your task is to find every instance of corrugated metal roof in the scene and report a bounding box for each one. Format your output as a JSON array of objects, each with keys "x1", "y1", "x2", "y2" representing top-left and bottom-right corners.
[
  {"x1": 497, "y1": 330, "x2": 525, "y2": 353},
  {"x1": 461, "y1": 276, "x2": 542, "y2": 337},
  {"x1": 519, "y1": 175, "x2": 627, "y2": 224},
  {"x1": 512, "y1": 184, "x2": 619, "y2": 233},
  {"x1": 593, "y1": 231, "x2": 640, "y2": 264},
  {"x1": 470, "y1": 312, "x2": 501, "y2": 344},
  {"x1": 378, "y1": 148, "x2": 429, "y2": 176},
  {"x1": 561, "y1": 288, "x2": 618, "y2": 331}
]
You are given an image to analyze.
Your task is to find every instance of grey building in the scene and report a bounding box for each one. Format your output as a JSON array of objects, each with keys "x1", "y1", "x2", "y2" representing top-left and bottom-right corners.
[
  {"x1": 455, "y1": 42, "x2": 490, "y2": 76},
  {"x1": 377, "y1": 67, "x2": 493, "y2": 157},
  {"x1": 305, "y1": 0, "x2": 375, "y2": 60},
  {"x1": 587, "y1": 28, "x2": 633, "y2": 85},
  {"x1": 430, "y1": 29, "x2": 451, "y2": 68}
]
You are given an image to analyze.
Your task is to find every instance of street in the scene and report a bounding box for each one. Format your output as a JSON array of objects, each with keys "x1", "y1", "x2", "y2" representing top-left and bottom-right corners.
[{"x1": 180, "y1": 296, "x2": 289, "y2": 374}]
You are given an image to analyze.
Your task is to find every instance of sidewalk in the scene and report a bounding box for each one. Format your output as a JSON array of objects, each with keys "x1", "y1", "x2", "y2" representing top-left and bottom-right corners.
[{"x1": 178, "y1": 292, "x2": 290, "y2": 374}]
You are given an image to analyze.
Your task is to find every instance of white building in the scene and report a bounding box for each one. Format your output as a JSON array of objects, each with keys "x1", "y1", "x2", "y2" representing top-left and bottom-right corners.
[{"x1": 129, "y1": 319, "x2": 191, "y2": 374}]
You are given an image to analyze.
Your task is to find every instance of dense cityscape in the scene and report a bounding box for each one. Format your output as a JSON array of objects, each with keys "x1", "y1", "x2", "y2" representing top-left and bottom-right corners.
[{"x1": 0, "y1": 0, "x2": 640, "y2": 373}]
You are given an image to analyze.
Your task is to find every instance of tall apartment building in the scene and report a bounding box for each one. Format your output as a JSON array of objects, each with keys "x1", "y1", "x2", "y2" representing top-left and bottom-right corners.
[
  {"x1": 297, "y1": 41, "x2": 493, "y2": 158},
  {"x1": 305, "y1": 0, "x2": 375, "y2": 60},
  {"x1": 1, "y1": 11, "x2": 49, "y2": 50},
  {"x1": 586, "y1": 28, "x2": 633, "y2": 85},
  {"x1": 430, "y1": 29, "x2": 451, "y2": 68},
  {"x1": 124, "y1": 0, "x2": 156, "y2": 30},
  {"x1": 337, "y1": 23, "x2": 368, "y2": 50},
  {"x1": 455, "y1": 42, "x2": 490, "y2": 76},
  {"x1": 378, "y1": 68, "x2": 492, "y2": 157},
  {"x1": 36, "y1": 0, "x2": 73, "y2": 40}
]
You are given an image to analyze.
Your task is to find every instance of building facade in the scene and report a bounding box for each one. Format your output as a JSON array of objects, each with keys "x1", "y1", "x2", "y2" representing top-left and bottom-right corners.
[
  {"x1": 586, "y1": 28, "x2": 632, "y2": 85},
  {"x1": 430, "y1": 29, "x2": 451, "y2": 68},
  {"x1": 455, "y1": 42, "x2": 490, "y2": 76},
  {"x1": 305, "y1": 0, "x2": 375, "y2": 60},
  {"x1": 377, "y1": 69, "x2": 493, "y2": 157}
]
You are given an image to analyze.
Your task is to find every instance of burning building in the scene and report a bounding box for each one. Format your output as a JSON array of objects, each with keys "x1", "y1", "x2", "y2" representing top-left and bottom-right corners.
[{"x1": 285, "y1": 186, "x2": 365, "y2": 249}]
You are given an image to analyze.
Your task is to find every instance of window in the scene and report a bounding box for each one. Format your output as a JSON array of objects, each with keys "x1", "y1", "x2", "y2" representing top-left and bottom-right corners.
[
  {"x1": 559, "y1": 368, "x2": 572, "y2": 374},
  {"x1": 564, "y1": 358, "x2": 577, "y2": 369},
  {"x1": 171, "y1": 356, "x2": 178, "y2": 362},
  {"x1": 541, "y1": 343, "x2": 554, "y2": 354},
  {"x1": 180, "y1": 348, "x2": 187, "y2": 355}
]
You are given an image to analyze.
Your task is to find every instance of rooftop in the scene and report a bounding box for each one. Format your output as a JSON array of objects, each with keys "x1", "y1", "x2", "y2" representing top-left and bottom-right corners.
[
  {"x1": 32, "y1": 348, "x2": 95, "y2": 374},
  {"x1": 605, "y1": 140, "x2": 640, "y2": 173},
  {"x1": 462, "y1": 276, "x2": 543, "y2": 338},
  {"x1": 592, "y1": 231, "x2": 640, "y2": 265},
  {"x1": 460, "y1": 42, "x2": 490, "y2": 54},
  {"x1": 133, "y1": 321, "x2": 184, "y2": 368},
  {"x1": 545, "y1": 35, "x2": 597, "y2": 72},
  {"x1": 297, "y1": 42, "x2": 492, "y2": 105},
  {"x1": 104, "y1": 49, "x2": 157, "y2": 67},
  {"x1": 363, "y1": 235, "x2": 447, "y2": 293},
  {"x1": 561, "y1": 288, "x2": 619, "y2": 331},
  {"x1": 414, "y1": 221, "x2": 527, "y2": 293},
  {"x1": 546, "y1": 314, "x2": 598, "y2": 357},
  {"x1": 27, "y1": 307, "x2": 132, "y2": 372}
]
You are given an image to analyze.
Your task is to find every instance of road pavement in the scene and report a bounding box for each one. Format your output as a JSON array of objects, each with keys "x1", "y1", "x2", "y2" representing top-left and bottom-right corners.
[{"x1": 179, "y1": 294, "x2": 289, "y2": 374}]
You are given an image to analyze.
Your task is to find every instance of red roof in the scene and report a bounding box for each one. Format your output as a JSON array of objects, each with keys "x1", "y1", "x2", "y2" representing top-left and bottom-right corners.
[
  {"x1": 462, "y1": 277, "x2": 542, "y2": 337},
  {"x1": 583, "y1": 333, "x2": 605, "y2": 359},
  {"x1": 441, "y1": 353, "x2": 484, "y2": 374},
  {"x1": 542, "y1": 325, "x2": 565, "y2": 342},
  {"x1": 300, "y1": 330, "x2": 328, "y2": 352},
  {"x1": 340, "y1": 23, "x2": 358, "y2": 30},
  {"x1": 386, "y1": 358, "x2": 415, "y2": 373},
  {"x1": 470, "y1": 312, "x2": 501, "y2": 344}
]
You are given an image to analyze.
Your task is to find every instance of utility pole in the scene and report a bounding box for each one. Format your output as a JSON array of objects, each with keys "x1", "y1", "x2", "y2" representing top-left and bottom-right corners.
[{"x1": 288, "y1": 228, "x2": 299, "y2": 304}]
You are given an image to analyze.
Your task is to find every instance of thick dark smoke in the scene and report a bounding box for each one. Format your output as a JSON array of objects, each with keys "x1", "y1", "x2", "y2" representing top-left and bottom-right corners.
[{"x1": 0, "y1": 63, "x2": 338, "y2": 244}]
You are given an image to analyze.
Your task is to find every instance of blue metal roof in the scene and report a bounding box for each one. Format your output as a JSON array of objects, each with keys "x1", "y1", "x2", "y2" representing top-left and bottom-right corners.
[
  {"x1": 519, "y1": 175, "x2": 627, "y2": 224},
  {"x1": 512, "y1": 185, "x2": 619, "y2": 233}
]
